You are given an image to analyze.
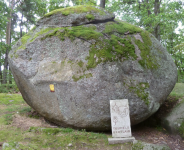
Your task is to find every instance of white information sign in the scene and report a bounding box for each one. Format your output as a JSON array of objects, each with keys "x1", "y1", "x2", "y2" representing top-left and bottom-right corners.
[{"x1": 110, "y1": 99, "x2": 132, "y2": 138}]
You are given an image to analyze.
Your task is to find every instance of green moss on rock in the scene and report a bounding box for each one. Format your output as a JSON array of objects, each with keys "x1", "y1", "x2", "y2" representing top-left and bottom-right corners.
[
  {"x1": 78, "y1": 60, "x2": 84, "y2": 68},
  {"x1": 179, "y1": 120, "x2": 184, "y2": 138},
  {"x1": 86, "y1": 35, "x2": 137, "y2": 69},
  {"x1": 72, "y1": 73, "x2": 93, "y2": 82},
  {"x1": 86, "y1": 14, "x2": 95, "y2": 21},
  {"x1": 103, "y1": 21, "x2": 142, "y2": 35},
  {"x1": 129, "y1": 82, "x2": 150, "y2": 105},
  {"x1": 134, "y1": 31, "x2": 158, "y2": 69},
  {"x1": 44, "y1": 5, "x2": 105, "y2": 17},
  {"x1": 17, "y1": 33, "x2": 32, "y2": 50},
  {"x1": 31, "y1": 27, "x2": 61, "y2": 42}
]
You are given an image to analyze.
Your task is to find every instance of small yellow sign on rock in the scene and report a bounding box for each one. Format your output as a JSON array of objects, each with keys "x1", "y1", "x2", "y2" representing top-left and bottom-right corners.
[{"x1": 50, "y1": 84, "x2": 55, "y2": 92}]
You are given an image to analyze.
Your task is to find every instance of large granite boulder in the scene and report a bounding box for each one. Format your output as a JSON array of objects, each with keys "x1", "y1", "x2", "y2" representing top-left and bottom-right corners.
[{"x1": 8, "y1": 5, "x2": 177, "y2": 131}]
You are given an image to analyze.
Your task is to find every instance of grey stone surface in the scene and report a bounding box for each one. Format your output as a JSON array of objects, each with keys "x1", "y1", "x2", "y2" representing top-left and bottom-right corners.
[
  {"x1": 110, "y1": 99, "x2": 132, "y2": 137},
  {"x1": 133, "y1": 140, "x2": 171, "y2": 150},
  {"x1": 8, "y1": 5, "x2": 177, "y2": 131},
  {"x1": 108, "y1": 137, "x2": 135, "y2": 144},
  {"x1": 161, "y1": 101, "x2": 184, "y2": 134}
]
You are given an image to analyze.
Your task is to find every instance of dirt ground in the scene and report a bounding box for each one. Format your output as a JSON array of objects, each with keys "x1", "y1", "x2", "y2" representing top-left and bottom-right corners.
[{"x1": 10, "y1": 108, "x2": 184, "y2": 150}]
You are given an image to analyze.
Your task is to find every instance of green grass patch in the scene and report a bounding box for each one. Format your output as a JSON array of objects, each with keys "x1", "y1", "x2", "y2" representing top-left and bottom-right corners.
[
  {"x1": 0, "y1": 93, "x2": 121, "y2": 149},
  {"x1": 19, "y1": 107, "x2": 32, "y2": 114},
  {"x1": 169, "y1": 83, "x2": 184, "y2": 97},
  {"x1": 0, "y1": 93, "x2": 24, "y2": 105}
]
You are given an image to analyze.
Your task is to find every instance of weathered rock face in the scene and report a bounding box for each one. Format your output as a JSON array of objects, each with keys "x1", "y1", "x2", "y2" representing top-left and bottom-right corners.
[{"x1": 8, "y1": 5, "x2": 177, "y2": 131}]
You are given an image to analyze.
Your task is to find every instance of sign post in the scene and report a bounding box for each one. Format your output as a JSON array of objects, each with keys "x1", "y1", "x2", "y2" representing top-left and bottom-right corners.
[{"x1": 108, "y1": 99, "x2": 135, "y2": 144}]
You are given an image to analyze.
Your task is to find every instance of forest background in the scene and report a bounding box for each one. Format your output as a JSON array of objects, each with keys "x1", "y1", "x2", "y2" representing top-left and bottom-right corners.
[{"x1": 0, "y1": 0, "x2": 184, "y2": 93}]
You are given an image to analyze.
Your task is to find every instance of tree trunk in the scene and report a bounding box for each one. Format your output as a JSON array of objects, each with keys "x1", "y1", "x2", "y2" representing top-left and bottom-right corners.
[
  {"x1": 0, "y1": 40, "x2": 2, "y2": 84},
  {"x1": 153, "y1": 0, "x2": 161, "y2": 41},
  {"x1": 100, "y1": 0, "x2": 105, "y2": 8},
  {"x1": 20, "y1": 12, "x2": 23, "y2": 38},
  {"x1": 9, "y1": 67, "x2": 12, "y2": 84},
  {"x1": 146, "y1": 0, "x2": 151, "y2": 16},
  {"x1": 2, "y1": 0, "x2": 15, "y2": 84},
  {"x1": 0, "y1": 62, "x2": 2, "y2": 84}
]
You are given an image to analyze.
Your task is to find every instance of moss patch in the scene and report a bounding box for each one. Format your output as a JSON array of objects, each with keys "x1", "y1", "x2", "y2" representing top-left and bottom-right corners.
[
  {"x1": 86, "y1": 35, "x2": 137, "y2": 69},
  {"x1": 17, "y1": 33, "x2": 32, "y2": 50},
  {"x1": 78, "y1": 60, "x2": 84, "y2": 68},
  {"x1": 134, "y1": 31, "x2": 158, "y2": 69},
  {"x1": 129, "y1": 82, "x2": 150, "y2": 105},
  {"x1": 179, "y1": 120, "x2": 184, "y2": 138},
  {"x1": 31, "y1": 27, "x2": 61, "y2": 42},
  {"x1": 44, "y1": 5, "x2": 105, "y2": 17},
  {"x1": 103, "y1": 21, "x2": 142, "y2": 35},
  {"x1": 72, "y1": 73, "x2": 93, "y2": 82},
  {"x1": 86, "y1": 14, "x2": 95, "y2": 21}
]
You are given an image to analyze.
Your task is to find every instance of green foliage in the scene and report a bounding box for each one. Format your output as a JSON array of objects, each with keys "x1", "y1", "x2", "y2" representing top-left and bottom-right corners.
[
  {"x1": 0, "y1": 84, "x2": 19, "y2": 93},
  {"x1": 0, "y1": 1, "x2": 9, "y2": 37},
  {"x1": 48, "y1": 0, "x2": 65, "y2": 12},
  {"x1": 173, "y1": 42, "x2": 184, "y2": 83},
  {"x1": 71, "y1": 0, "x2": 97, "y2": 6}
]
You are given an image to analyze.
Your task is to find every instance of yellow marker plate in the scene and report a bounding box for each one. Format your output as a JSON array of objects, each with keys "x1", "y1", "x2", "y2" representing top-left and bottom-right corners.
[{"x1": 50, "y1": 84, "x2": 55, "y2": 92}]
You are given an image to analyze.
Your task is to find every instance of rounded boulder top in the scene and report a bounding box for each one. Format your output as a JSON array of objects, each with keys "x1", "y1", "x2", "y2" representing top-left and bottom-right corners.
[
  {"x1": 8, "y1": 5, "x2": 177, "y2": 131},
  {"x1": 37, "y1": 5, "x2": 115, "y2": 27}
]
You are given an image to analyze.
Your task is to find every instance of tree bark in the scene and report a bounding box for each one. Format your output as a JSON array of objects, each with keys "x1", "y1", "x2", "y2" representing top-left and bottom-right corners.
[
  {"x1": 2, "y1": 0, "x2": 15, "y2": 84},
  {"x1": 0, "y1": 40, "x2": 2, "y2": 84},
  {"x1": 100, "y1": 0, "x2": 105, "y2": 8},
  {"x1": 20, "y1": 12, "x2": 23, "y2": 38},
  {"x1": 153, "y1": 0, "x2": 161, "y2": 41},
  {"x1": 9, "y1": 67, "x2": 12, "y2": 84}
]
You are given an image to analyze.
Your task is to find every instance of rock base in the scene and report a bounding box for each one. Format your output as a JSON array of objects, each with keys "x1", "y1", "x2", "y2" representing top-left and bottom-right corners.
[{"x1": 108, "y1": 137, "x2": 135, "y2": 144}]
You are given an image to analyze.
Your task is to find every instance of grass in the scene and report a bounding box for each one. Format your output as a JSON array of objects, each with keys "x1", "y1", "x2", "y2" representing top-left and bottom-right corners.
[
  {"x1": 169, "y1": 83, "x2": 184, "y2": 98},
  {"x1": 0, "y1": 93, "x2": 132, "y2": 149},
  {"x1": 0, "y1": 93, "x2": 24, "y2": 105}
]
